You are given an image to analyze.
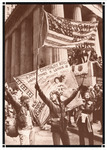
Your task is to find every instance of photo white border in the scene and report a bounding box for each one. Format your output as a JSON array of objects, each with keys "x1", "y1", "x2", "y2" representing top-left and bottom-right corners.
[{"x1": 0, "y1": 0, "x2": 106, "y2": 149}]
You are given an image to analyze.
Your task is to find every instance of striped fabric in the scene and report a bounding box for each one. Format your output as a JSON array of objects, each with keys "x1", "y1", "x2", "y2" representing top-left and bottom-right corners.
[{"x1": 44, "y1": 11, "x2": 98, "y2": 49}]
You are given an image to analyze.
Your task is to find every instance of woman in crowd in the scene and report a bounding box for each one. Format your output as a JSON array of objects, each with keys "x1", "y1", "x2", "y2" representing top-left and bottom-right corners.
[
  {"x1": 35, "y1": 82, "x2": 83, "y2": 145},
  {"x1": 76, "y1": 91, "x2": 94, "y2": 145}
]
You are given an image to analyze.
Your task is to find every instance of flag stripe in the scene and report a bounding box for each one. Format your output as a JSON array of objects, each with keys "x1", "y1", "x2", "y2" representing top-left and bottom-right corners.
[
  {"x1": 46, "y1": 35, "x2": 95, "y2": 46},
  {"x1": 47, "y1": 31, "x2": 95, "y2": 44},
  {"x1": 47, "y1": 31, "x2": 73, "y2": 43},
  {"x1": 45, "y1": 39, "x2": 95, "y2": 46},
  {"x1": 44, "y1": 39, "x2": 95, "y2": 49},
  {"x1": 44, "y1": 11, "x2": 98, "y2": 49}
]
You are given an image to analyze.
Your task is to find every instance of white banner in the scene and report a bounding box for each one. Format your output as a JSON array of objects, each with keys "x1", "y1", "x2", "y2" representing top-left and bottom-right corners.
[
  {"x1": 72, "y1": 62, "x2": 88, "y2": 76},
  {"x1": 14, "y1": 61, "x2": 79, "y2": 126}
]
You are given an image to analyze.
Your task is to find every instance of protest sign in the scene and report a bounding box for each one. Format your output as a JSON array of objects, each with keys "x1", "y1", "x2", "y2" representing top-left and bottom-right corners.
[{"x1": 14, "y1": 61, "x2": 79, "y2": 126}]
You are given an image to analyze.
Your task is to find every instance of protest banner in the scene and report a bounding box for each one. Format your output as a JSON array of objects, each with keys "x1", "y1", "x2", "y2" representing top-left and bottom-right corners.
[{"x1": 14, "y1": 61, "x2": 80, "y2": 126}]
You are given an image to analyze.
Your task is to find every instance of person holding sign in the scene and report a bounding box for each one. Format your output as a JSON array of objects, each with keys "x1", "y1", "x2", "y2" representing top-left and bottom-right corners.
[{"x1": 35, "y1": 82, "x2": 83, "y2": 145}]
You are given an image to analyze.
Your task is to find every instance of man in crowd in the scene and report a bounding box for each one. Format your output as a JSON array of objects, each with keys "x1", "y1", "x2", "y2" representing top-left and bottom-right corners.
[{"x1": 5, "y1": 84, "x2": 38, "y2": 145}]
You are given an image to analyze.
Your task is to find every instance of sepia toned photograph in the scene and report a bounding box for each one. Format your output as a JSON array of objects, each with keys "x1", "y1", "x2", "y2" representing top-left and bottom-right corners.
[{"x1": 4, "y1": 2, "x2": 104, "y2": 147}]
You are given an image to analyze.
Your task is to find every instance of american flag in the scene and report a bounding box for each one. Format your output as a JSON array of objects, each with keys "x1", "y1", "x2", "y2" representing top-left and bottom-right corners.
[{"x1": 44, "y1": 11, "x2": 98, "y2": 49}]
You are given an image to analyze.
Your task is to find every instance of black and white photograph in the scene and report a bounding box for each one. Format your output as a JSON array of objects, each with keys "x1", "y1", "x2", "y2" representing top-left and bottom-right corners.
[{"x1": 1, "y1": 1, "x2": 106, "y2": 148}]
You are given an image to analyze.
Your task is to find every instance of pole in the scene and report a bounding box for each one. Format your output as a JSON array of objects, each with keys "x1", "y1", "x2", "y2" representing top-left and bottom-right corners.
[
  {"x1": 35, "y1": 6, "x2": 44, "y2": 99},
  {"x1": 78, "y1": 73, "x2": 86, "y2": 98},
  {"x1": 35, "y1": 50, "x2": 39, "y2": 98}
]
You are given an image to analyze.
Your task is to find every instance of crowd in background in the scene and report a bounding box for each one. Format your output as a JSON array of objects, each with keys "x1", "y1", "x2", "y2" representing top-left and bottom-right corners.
[
  {"x1": 4, "y1": 78, "x2": 103, "y2": 146},
  {"x1": 5, "y1": 82, "x2": 103, "y2": 134},
  {"x1": 67, "y1": 49, "x2": 103, "y2": 136},
  {"x1": 5, "y1": 84, "x2": 24, "y2": 118},
  {"x1": 68, "y1": 49, "x2": 102, "y2": 67},
  {"x1": 68, "y1": 83, "x2": 103, "y2": 134},
  {"x1": 5, "y1": 48, "x2": 103, "y2": 145}
]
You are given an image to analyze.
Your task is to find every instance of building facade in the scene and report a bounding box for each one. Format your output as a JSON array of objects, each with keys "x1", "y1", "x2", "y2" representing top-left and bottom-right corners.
[{"x1": 5, "y1": 4, "x2": 103, "y2": 86}]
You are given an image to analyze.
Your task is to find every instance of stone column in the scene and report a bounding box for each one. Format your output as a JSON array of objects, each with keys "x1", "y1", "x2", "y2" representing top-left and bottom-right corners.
[
  {"x1": 51, "y1": 5, "x2": 64, "y2": 17},
  {"x1": 25, "y1": 16, "x2": 33, "y2": 72},
  {"x1": 73, "y1": 4, "x2": 82, "y2": 65},
  {"x1": 5, "y1": 38, "x2": 11, "y2": 83},
  {"x1": 51, "y1": 4, "x2": 68, "y2": 62},
  {"x1": 11, "y1": 29, "x2": 20, "y2": 81},
  {"x1": 73, "y1": 4, "x2": 82, "y2": 21},
  {"x1": 20, "y1": 20, "x2": 26, "y2": 75},
  {"x1": 89, "y1": 14, "x2": 101, "y2": 57},
  {"x1": 20, "y1": 18, "x2": 33, "y2": 75}
]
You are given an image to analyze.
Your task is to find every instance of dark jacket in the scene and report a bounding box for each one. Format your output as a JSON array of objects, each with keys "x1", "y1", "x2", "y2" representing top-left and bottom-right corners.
[{"x1": 36, "y1": 83, "x2": 80, "y2": 132}]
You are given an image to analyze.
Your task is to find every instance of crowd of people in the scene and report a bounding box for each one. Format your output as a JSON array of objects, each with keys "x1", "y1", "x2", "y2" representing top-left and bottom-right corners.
[
  {"x1": 68, "y1": 84, "x2": 103, "y2": 137},
  {"x1": 4, "y1": 48, "x2": 103, "y2": 145},
  {"x1": 5, "y1": 84, "x2": 39, "y2": 145},
  {"x1": 68, "y1": 49, "x2": 102, "y2": 67},
  {"x1": 67, "y1": 49, "x2": 103, "y2": 145},
  {"x1": 5, "y1": 80, "x2": 103, "y2": 145},
  {"x1": 68, "y1": 49, "x2": 88, "y2": 65},
  {"x1": 5, "y1": 82, "x2": 84, "y2": 145}
]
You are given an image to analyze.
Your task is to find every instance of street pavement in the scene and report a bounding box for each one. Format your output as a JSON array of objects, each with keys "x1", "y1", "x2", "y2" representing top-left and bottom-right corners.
[
  {"x1": 68, "y1": 120, "x2": 103, "y2": 142},
  {"x1": 5, "y1": 121, "x2": 103, "y2": 146}
]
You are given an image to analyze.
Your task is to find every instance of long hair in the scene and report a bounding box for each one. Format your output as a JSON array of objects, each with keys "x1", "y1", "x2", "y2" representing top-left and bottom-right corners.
[{"x1": 50, "y1": 91, "x2": 60, "y2": 105}]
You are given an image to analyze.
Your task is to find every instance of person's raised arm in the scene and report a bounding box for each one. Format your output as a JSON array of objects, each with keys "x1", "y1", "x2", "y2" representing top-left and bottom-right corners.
[
  {"x1": 5, "y1": 87, "x2": 21, "y2": 113},
  {"x1": 35, "y1": 83, "x2": 57, "y2": 112}
]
